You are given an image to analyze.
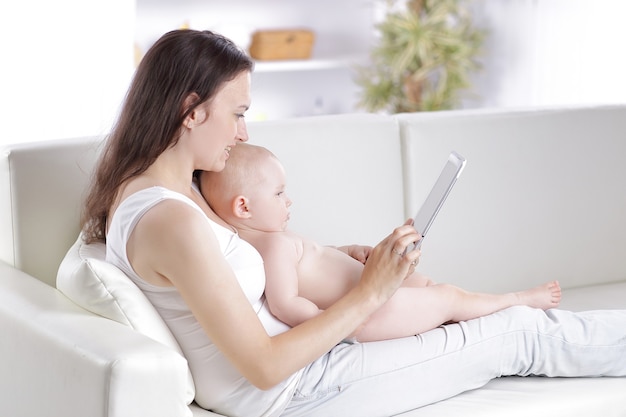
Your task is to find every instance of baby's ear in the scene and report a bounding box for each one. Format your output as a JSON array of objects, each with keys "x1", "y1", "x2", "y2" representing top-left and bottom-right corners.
[{"x1": 232, "y1": 195, "x2": 252, "y2": 219}]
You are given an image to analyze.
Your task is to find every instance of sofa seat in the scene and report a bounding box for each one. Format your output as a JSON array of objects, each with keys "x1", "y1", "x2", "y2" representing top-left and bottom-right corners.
[{"x1": 406, "y1": 376, "x2": 626, "y2": 417}]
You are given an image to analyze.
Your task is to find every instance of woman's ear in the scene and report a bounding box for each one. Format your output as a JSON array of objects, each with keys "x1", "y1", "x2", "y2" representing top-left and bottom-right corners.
[
  {"x1": 183, "y1": 93, "x2": 206, "y2": 129},
  {"x1": 232, "y1": 195, "x2": 252, "y2": 219}
]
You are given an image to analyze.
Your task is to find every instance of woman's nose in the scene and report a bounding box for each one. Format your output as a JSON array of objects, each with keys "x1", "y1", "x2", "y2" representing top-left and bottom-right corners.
[{"x1": 236, "y1": 120, "x2": 249, "y2": 142}]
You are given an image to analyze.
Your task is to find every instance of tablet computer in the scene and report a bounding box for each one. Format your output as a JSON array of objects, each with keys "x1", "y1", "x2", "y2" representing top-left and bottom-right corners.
[{"x1": 410, "y1": 151, "x2": 466, "y2": 251}]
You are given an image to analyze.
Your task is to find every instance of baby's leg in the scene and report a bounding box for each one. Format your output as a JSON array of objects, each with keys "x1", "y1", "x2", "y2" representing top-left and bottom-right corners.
[
  {"x1": 514, "y1": 281, "x2": 562, "y2": 310},
  {"x1": 436, "y1": 281, "x2": 562, "y2": 322},
  {"x1": 402, "y1": 271, "x2": 435, "y2": 288},
  {"x1": 355, "y1": 281, "x2": 562, "y2": 342}
]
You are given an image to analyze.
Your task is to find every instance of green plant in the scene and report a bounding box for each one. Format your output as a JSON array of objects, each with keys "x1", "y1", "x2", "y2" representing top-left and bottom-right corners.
[{"x1": 356, "y1": 0, "x2": 484, "y2": 113}]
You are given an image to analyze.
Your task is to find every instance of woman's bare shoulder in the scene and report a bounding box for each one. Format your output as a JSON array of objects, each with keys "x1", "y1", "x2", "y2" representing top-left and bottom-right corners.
[{"x1": 127, "y1": 198, "x2": 222, "y2": 285}]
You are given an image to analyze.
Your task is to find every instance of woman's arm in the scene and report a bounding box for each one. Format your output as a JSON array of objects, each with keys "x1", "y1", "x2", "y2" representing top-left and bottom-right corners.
[{"x1": 131, "y1": 201, "x2": 420, "y2": 389}]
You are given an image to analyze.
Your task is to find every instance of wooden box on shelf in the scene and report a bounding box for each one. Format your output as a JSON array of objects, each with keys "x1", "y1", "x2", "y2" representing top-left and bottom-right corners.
[{"x1": 249, "y1": 29, "x2": 315, "y2": 60}]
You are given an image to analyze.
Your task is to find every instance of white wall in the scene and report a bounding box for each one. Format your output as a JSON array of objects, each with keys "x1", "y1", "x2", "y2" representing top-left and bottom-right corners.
[
  {"x1": 466, "y1": 0, "x2": 626, "y2": 108},
  {"x1": 134, "y1": 0, "x2": 376, "y2": 121},
  {"x1": 0, "y1": 0, "x2": 135, "y2": 145},
  {"x1": 1, "y1": 1, "x2": 625, "y2": 146}
]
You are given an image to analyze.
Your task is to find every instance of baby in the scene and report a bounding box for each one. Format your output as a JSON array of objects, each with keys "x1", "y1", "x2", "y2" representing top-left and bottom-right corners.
[{"x1": 199, "y1": 143, "x2": 561, "y2": 342}]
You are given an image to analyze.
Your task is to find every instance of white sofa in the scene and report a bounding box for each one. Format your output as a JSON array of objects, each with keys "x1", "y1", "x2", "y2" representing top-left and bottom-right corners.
[{"x1": 1, "y1": 105, "x2": 625, "y2": 417}]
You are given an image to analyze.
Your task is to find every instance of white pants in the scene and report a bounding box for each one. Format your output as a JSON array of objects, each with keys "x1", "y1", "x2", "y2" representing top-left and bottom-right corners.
[{"x1": 281, "y1": 306, "x2": 626, "y2": 416}]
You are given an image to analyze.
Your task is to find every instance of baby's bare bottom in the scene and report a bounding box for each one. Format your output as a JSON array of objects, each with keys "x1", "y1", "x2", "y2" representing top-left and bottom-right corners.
[{"x1": 355, "y1": 278, "x2": 561, "y2": 342}]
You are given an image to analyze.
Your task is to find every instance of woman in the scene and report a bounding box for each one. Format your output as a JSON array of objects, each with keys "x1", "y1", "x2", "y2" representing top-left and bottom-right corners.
[{"x1": 82, "y1": 29, "x2": 626, "y2": 416}]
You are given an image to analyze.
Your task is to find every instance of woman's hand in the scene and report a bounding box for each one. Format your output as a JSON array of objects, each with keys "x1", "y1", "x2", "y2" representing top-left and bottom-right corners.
[{"x1": 358, "y1": 219, "x2": 422, "y2": 303}]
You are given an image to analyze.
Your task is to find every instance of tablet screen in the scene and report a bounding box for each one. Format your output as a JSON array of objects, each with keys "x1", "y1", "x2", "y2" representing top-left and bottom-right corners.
[{"x1": 412, "y1": 151, "x2": 466, "y2": 249}]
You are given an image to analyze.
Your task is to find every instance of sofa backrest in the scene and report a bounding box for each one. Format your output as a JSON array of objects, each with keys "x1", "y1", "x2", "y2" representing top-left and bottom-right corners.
[
  {"x1": 0, "y1": 137, "x2": 103, "y2": 286},
  {"x1": 4, "y1": 106, "x2": 623, "y2": 292},
  {"x1": 397, "y1": 105, "x2": 626, "y2": 292},
  {"x1": 248, "y1": 114, "x2": 405, "y2": 245},
  {"x1": 249, "y1": 113, "x2": 405, "y2": 248},
  {"x1": 0, "y1": 113, "x2": 405, "y2": 288}
]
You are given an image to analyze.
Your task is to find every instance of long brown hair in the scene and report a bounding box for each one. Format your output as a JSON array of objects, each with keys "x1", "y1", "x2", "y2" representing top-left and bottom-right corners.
[{"x1": 81, "y1": 30, "x2": 254, "y2": 243}]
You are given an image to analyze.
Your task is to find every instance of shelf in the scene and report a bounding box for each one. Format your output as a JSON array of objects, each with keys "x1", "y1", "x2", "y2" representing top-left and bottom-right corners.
[{"x1": 253, "y1": 54, "x2": 368, "y2": 73}]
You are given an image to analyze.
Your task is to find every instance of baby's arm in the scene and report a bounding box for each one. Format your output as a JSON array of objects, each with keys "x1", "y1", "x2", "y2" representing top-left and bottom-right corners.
[
  {"x1": 261, "y1": 234, "x2": 323, "y2": 327},
  {"x1": 335, "y1": 244, "x2": 372, "y2": 264}
]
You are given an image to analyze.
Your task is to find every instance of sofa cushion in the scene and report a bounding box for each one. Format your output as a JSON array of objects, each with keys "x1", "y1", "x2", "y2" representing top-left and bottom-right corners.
[
  {"x1": 58, "y1": 235, "x2": 166, "y2": 333},
  {"x1": 57, "y1": 234, "x2": 196, "y2": 398}
]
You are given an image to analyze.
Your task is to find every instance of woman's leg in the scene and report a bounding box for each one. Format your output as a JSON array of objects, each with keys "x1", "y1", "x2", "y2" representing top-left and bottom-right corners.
[
  {"x1": 282, "y1": 306, "x2": 626, "y2": 417},
  {"x1": 355, "y1": 282, "x2": 561, "y2": 342}
]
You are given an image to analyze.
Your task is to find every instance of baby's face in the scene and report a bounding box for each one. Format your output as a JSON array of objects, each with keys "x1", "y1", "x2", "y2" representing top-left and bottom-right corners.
[{"x1": 246, "y1": 156, "x2": 292, "y2": 232}]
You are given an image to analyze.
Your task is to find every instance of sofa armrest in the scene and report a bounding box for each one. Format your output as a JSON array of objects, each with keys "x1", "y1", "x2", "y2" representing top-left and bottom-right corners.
[{"x1": 0, "y1": 262, "x2": 197, "y2": 417}]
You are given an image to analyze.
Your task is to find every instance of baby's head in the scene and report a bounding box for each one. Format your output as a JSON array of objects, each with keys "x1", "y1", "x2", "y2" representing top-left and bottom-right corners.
[{"x1": 200, "y1": 143, "x2": 292, "y2": 231}]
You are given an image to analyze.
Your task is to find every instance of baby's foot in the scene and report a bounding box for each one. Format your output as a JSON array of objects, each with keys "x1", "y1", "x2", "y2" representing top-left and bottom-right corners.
[{"x1": 516, "y1": 281, "x2": 562, "y2": 310}]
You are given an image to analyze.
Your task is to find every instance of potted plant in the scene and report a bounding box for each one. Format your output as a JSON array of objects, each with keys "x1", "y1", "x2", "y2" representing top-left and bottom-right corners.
[{"x1": 356, "y1": 0, "x2": 484, "y2": 113}]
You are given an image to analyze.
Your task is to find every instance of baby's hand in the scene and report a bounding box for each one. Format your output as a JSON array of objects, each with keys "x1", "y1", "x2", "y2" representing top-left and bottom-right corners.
[{"x1": 337, "y1": 245, "x2": 372, "y2": 264}]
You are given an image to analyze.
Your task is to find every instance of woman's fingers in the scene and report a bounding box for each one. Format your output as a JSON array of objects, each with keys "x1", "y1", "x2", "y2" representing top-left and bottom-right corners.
[
  {"x1": 389, "y1": 229, "x2": 421, "y2": 276},
  {"x1": 360, "y1": 222, "x2": 423, "y2": 301},
  {"x1": 389, "y1": 221, "x2": 422, "y2": 257}
]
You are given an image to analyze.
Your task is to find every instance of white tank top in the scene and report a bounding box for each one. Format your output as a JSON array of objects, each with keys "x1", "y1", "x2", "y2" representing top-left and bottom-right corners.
[{"x1": 106, "y1": 186, "x2": 298, "y2": 416}]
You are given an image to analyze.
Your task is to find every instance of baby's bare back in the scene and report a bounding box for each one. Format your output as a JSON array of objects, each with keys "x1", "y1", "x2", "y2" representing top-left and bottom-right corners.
[{"x1": 296, "y1": 238, "x2": 365, "y2": 309}]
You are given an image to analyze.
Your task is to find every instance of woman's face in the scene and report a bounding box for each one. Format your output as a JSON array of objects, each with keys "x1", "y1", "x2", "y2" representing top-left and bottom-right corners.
[{"x1": 193, "y1": 71, "x2": 251, "y2": 172}]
